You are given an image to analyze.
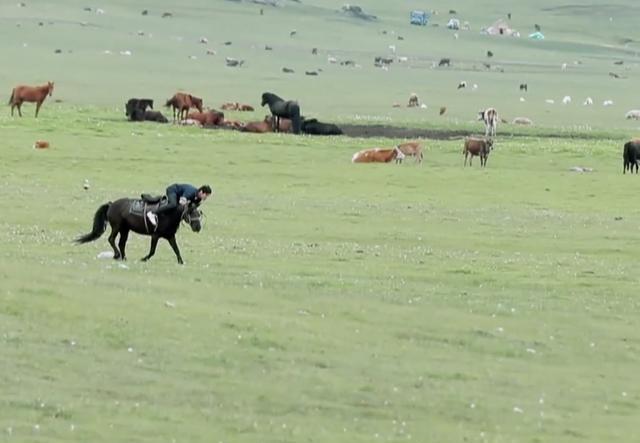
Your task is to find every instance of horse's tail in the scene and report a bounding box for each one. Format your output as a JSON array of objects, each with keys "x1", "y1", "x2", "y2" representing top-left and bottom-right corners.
[
  {"x1": 291, "y1": 103, "x2": 301, "y2": 134},
  {"x1": 75, "y1": 203, "x2": 110, "y2": 244},
  {"x1": 8, "y1": 89, "x2": 14, "y2": 105},
  {"x1": 165, "y1": 98, "x2": 174, "y2": 107}
]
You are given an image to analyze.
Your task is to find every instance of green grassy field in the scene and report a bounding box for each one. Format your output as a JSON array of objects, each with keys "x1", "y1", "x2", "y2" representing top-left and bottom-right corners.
[{"x1": 1, "y1": 1, "x2": 640, "y2": 442}]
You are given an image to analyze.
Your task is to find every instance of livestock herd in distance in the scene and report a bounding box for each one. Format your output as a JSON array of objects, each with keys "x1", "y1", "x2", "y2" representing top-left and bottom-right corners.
[{"x1": 6, "y1": 81, "x2": 639, "y2": 171}]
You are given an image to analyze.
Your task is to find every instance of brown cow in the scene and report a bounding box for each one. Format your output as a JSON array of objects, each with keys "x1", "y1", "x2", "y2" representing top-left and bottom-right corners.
[
  {"x1": 463, "y1": 137, "x2": 493, "y2": 167},
  {"x1": 352, "y1": 146, "x2": 405, "y2": 163},
  {"x1": 395, "y1": 141, "x2": 423, "y2": 164}
]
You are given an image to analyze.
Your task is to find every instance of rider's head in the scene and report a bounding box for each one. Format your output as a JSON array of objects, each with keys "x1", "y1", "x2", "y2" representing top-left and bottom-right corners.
[{"x1": 197, "y1": 185, "x2": 213, "y2": 202}]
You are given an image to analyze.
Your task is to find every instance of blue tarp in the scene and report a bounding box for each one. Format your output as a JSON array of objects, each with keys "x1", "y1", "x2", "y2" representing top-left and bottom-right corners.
[
  {"x1": 529, "y1": 31, "x2": 545, "y2": 40},
  {"x1": 410, "y1": 10, "x2": 430, "y2": 26}
]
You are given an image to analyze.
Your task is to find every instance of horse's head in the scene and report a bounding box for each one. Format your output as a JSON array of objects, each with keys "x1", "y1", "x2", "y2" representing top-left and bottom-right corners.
[
  {"x1": 191, "y1": 96, "x2": 203, "y2": 112},
  {"x1": 47, "y1": 81, "x2": 54, "y2": 96},
  {"x1": 261, "y1": 93, "x2": 269, "y2": 106},
  {"x1": 182, "y1": 203, "x2": 203, "y2": 233},
  {"x1": 477, "y1": 110, "x2": 485, "y2": 121}
]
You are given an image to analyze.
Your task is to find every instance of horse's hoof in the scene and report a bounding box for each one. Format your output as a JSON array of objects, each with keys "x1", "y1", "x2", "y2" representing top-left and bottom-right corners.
[{"x1": 141, "y1": 257, "x2": 149, "y2": 262}]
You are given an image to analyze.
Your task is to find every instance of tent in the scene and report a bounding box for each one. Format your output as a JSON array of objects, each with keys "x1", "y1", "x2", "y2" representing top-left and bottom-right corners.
[
  {"x1": 485, "y1": 19, "x2": 517, "y2": 36},
  {"x1": 410, "y1": 10, "x2": 430, "y2": 26}
]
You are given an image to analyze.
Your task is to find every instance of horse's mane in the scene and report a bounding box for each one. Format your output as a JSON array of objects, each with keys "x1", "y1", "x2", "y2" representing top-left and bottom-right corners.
[{"x1": 262, "y1": 92, "x2": 284, "y2": 103}]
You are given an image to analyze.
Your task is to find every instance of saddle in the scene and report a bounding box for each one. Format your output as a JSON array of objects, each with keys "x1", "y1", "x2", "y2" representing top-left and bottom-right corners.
[{"x1": 129, "y1": 194, "x2": 168, "y2": 216}]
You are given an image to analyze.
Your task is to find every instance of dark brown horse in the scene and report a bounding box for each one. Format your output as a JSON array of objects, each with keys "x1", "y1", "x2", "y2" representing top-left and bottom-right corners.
[
  {"x1": 75, "y1": 197, "x2": 202, "y2": 264},
  {"x1": 165, "y1": 92, "x2": 203, "y2": 120},
  {"x1": 9, "y1": 81, "x2": 54, "y2": 117}
]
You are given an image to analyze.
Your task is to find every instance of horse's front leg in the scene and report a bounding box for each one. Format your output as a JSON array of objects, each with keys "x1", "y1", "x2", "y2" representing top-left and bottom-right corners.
[
  {"x1": 141, "y1": 235, "x2": 159, "y2": 262},
  {"x1": 35, "y1": 101, "x2": 42, "y2": 118},
  {"x1": 166, "y1": 236, "x2": 184, "y2": 265}
]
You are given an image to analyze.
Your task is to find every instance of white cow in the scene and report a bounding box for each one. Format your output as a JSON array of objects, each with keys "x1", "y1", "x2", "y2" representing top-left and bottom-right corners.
[{"x1": 478, "y1": 107, "x2": 498, "y2": 137}]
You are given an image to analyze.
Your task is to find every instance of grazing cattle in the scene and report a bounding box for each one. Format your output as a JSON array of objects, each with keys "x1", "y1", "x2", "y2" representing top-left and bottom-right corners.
[
  {"x1": 351, "y1": 146, "x2": 405, "y2": 163},
  {"x1": 487, "y1": 50, "x2": 494, "y2": 58},
  {"x1": 439, "y1": 106, "x2": 447, "y2": 115},
  {"x1": 282, "y1": 67, "x2": 295, "y2": 73},
  {"x1": 623, "y1": 140, "x2": 640, "y2": 174},
  {"x1": 478, "y1": 107, "x2": 498, "y2": 137},
  {"x1": 305, "y1": 70, "x2": 319, "y2": 76},
  {"x1": 396, "y1": 141, "x2": 424, "y2": 164},
  {"x1": 186, "y1": 109, "x2": 225, "y2": 126},
  {"x1": 625, "y1": 110, "x2": 640, "y2": 120},
  {"x1": 457, "y1": 81, "x2": 467, "y2": 89},
  {"x1": 33, "y1": 140, "x2": 50, "y2": 149},
  {"x1": 512, "y1": 117, "x2": 533, "y2": 125},
  {"x1": 225, "y1": 57, "x2": 244, "y2": 67},
  {"x1": 300, "y1": 118, "x2": 343, "y2": 135},
  {"x1": 408, "y1": 93, "x2": 419, "y2": 107},
  {"x1": 519, "y1": 83, "x2": 528, "y2": 92},
  {"x1": 438, "y1": 58, "x2": 451, "y2": 67},
  {"x1": 265, "y1": 45, "x2": 273, "y2": 51},
  {"x1": 340, "y1": 60, "x2": 356, "y2": 67},
  {"x1": 312, "y1": 47, "x2": 318, "y2": 55},
  {"x1": 463, "y1": 137, "x2": 494, "y2": 167},
  {"x1": 374, "y1": 56, "x2": 393, "y2": 67},
  {"x1": 165, "y1": 93, "x2": 203, "y2": 121}
]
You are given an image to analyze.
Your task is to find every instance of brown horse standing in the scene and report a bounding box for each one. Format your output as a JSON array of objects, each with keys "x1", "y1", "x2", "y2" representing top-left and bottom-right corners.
[
  {"x1": 165, "y1": 92, "x2": 203, "y2": 120},
  {"x1": 9, "y1": 81, "x2": 54, "y2": 117}
]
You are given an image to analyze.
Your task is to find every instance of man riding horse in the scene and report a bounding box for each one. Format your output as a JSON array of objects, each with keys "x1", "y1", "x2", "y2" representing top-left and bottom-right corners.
[{"x1": 146, "y1": 183, "x2": 212, "y2": 228}]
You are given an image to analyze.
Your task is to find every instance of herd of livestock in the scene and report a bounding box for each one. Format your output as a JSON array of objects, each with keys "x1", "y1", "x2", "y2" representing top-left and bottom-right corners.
[{"x1": 7, "y1": 81, "x2": 640, "y2": 170}]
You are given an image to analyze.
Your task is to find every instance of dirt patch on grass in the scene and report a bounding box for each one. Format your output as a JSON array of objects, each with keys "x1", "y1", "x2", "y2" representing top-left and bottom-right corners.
[{"x1": 339, "y1": 124, "x2": 473, "y2": 140}]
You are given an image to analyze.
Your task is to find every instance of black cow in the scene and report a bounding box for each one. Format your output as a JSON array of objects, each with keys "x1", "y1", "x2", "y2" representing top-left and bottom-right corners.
[
  {"x1": 438, "y1": 58, "x2": 451, "y2": 67},
  {"x1": 623, "y1": 140, "x2": 640, "y2": 174},
  {"x1": 301, "y1": 118, "x2": 343, "y2": 135}
]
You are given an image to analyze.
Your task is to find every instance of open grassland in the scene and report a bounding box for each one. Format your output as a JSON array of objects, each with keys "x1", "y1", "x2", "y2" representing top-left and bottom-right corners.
[
  {"x1": 1, "y1": 109, "x2": 639, "y2": 442},
  {"x1": 1, "y1": 1, "x2": 640, "y2": 442}
]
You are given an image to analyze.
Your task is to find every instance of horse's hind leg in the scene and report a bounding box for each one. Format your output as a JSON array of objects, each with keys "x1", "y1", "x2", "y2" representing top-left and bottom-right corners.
[
  {"x1": 16, "y1": 102, "x2": 23, "y2": 117},
  {"x1": 117, "y1": 228, "x2": 130, "y2": 260},
  {"x1": 107, "y1": 226, "x2": 121, "y2": 260}
]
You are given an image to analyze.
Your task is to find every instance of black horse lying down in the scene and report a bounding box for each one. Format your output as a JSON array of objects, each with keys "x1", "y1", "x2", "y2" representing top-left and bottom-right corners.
[
  {"x1": 75, "y1": 195, "x2": 202, "y2": 264},
  {"x1": 131, "y1": 109, "x2": 169, "y2": 123},
  {"x1": 301, "y1": 117, "x2": 343, "y2": 135}
]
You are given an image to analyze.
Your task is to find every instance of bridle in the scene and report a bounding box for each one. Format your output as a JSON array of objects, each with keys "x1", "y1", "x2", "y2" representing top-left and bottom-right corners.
[{"x1": 181, "y1": 205, "x2": 203, "y2": 226}]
